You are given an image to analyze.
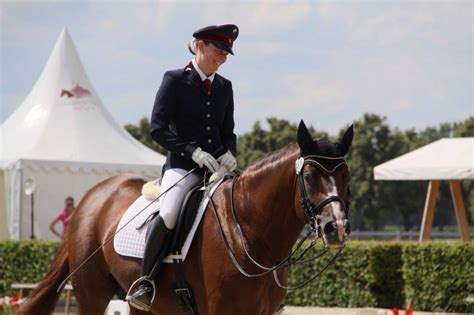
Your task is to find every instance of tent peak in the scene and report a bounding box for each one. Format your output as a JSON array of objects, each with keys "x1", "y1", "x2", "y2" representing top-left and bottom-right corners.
[
  {"x1": 59, "y1": 27, "x2": 70, "y2": 36},
  {"x1": 1, "y1": 27, "x2": 165, "y2": 168}
]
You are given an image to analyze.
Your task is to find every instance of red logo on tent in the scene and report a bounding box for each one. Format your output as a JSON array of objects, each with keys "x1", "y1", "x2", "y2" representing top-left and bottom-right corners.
[{"x1": 60, "y1": 84, "x2": 91, "y2": 98}]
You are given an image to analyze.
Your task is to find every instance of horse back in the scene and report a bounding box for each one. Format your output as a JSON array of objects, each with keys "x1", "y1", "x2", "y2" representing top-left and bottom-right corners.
[{"x1": 68, "y1": 174, "x2": 147, "y2": 259}]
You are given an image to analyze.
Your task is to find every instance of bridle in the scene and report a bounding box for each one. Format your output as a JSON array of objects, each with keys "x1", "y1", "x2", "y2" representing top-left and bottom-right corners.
[
  {"x1": 207, "y1": 153, "x2": 350, "y2": 291},
  {"x1": 296, "y1": 155, "x2": 349, "y2": 237}
]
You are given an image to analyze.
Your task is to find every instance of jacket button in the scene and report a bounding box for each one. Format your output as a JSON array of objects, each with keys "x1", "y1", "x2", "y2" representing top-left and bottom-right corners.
[
  {"x1": 206, "y1": 114, "x2": 211, "y2": 118},
  {"x1": 206, "y1": 126, "x2": 211, "y2": 131},
  {"x1": 207, "y1": 101, "x2": 211, "y2": 105},
  {"x1": 181, "y1": 153, "x2": 184, "y2": 157},
  {"x1": 208, "y1": 139, "x2": 212, "y2": 143}
]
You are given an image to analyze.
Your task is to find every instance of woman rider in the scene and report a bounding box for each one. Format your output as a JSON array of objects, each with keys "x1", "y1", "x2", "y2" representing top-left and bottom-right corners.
[{"x1": 126, "y1": 24, "x2": 239, "y2": 311}]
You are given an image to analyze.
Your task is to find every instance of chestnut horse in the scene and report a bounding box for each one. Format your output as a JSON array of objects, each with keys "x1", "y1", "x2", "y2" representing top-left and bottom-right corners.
[{"x1": 17, "y1": 121, "x2": 353, "y2": 315}]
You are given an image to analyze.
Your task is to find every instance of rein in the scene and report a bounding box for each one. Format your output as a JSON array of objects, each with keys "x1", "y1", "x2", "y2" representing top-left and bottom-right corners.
[{"x1": 207, "y1": 154, "x2": 348, "y2": 291}]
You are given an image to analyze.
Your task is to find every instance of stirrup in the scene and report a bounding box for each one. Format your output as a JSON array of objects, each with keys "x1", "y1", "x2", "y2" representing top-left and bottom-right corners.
[{"x1": 125, "y1": 276, "x2": 156, "y2": 311}]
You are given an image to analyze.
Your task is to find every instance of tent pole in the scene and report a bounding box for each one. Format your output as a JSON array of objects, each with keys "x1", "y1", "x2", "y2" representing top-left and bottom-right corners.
[
  {"x1": 449, "y1": 180, "x2": 471, "y2": 241},
  {"x1": 419, "y1": 180, "x2": 440, "y2": 242}
]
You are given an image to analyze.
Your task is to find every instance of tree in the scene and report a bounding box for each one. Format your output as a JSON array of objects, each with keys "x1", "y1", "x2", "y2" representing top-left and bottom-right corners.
[
  {"x1": 454, "y1": 117, "x2": 474, "y2": 223},
  {"x1": 453, "y1": 116, "x2": 474, "y2": 137},
  {"x1": 343, "y1": 113, "x2": 395, "y2": 230},
  {"x1": 124, "y1": 117, "x2": 166, "y2": 155},
  {"x1": 379, "y1": 129, "x2": 426, "y2": 231},
  {"x1": 236, "y1": 118, "x2": 327, "y2": 169}
]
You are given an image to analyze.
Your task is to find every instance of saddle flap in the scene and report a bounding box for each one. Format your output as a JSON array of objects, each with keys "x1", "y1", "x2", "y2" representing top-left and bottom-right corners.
[
  {"x1": 170, "y1": 185, "x2": 205, "y2": 253},
  {"x1": 114, "y1": 175, "x2": 228, "y2": 263}
]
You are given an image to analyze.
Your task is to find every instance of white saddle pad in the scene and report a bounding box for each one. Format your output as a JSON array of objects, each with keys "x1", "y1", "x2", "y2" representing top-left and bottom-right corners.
[{"x1": 113, "y1": 176, "x2": 226, "y2": 263}]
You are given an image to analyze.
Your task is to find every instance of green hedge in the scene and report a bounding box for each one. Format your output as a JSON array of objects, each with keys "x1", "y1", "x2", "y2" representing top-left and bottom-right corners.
[
  {"x1": 0, "y1": 240, "x2": 472, "y2": 312},
  {"x1": 286, "y1": 241, "x2": 472, "y2": 312},
  {"x1": 286, "y1": 241, "x2": 403, "y2": 308},
  {"x1": 403, "y1": 242, "x2": 473, "y2": 313},
  {"x1": 369, "y1": 243, "x2": 405, "y2": 308},
  {"x1": 0, "y1": 240, "x2": 60, "y2": 295}
]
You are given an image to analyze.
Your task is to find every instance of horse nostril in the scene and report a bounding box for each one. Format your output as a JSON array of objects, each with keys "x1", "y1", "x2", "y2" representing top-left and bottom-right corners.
[
  {"x1": 344, "y1": 220, "x2": 351, "y2": 235},
  {"x1": 324, "y1": 221, "x2": 336, "y2": 235}
]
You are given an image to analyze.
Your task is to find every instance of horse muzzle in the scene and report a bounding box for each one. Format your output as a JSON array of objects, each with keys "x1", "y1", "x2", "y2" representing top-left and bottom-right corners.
[{"x1": 322, "y1": 219, "x2": 351, "y2": 250}]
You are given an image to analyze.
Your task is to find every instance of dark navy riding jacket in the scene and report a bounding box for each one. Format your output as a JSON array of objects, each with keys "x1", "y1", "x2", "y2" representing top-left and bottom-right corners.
[{"x1": 150, "y1": 64, "x2": 237, "y2": 174}]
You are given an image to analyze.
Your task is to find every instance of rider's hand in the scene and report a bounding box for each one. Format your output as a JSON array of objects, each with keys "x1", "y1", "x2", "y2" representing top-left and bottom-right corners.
[
  {"x1": 191, "y1": 147, "x2": 220, "y2": 173},
  {"x1": 217, "y1": 150, "x2": 237, "y2": 172}
]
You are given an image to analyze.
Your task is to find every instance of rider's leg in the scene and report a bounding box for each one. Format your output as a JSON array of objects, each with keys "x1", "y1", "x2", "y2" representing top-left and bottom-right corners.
[
  {"x1": 127, "y1": 168, "x2": 202, "y2": 311},
  {"x1": 158, "y1": 169, "x2": 202, "y2": 230}
]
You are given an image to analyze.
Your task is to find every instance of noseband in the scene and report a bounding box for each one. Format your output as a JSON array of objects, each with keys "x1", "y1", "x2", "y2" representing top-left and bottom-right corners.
[{"x1": 296, "y1": 155, "x2": 348, "y2": 235}]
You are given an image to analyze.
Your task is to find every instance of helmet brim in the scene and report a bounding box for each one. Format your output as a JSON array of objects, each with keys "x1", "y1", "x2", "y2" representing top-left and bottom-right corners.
[{"x1": 209, "y1": 41, "x2": 234, "y2": 55}]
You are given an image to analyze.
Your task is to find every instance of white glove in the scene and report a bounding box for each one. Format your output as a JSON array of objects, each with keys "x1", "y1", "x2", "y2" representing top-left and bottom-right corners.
[
  {"x1": 191, "y1": 147, "x2": 219, "y2": 172},
  {"x1": 210, "y1": 166, "x2": 227, "y2": 183},
  {"x1": 217, "y1": 150, "x2": 237, "y2": 172}
]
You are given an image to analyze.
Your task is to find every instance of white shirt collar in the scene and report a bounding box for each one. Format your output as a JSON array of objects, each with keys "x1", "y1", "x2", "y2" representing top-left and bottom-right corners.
[{"x1": 192, "y1": 58, "x2": 215, "y2": 82}]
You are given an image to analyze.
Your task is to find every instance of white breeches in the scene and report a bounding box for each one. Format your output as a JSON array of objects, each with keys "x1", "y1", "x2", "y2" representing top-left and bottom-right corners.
[{"x1": 159, "y1": 168, "x2": 202, "y2": 229}]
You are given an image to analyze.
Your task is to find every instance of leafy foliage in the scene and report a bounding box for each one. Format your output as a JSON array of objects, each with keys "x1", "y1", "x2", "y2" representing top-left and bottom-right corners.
[
  {"x1": 124, "y1": 117, "x2": 166, "y2": 155},
  {"x1": 286, "y1": 241, "x2": 473, "y2": 312},
  {"x1": 1, "y1": 241, "x2": 472, "y2": 312},
  {"x1": 369, "y1": 243, "x2": 404, "y2": 308},
  {"x1": 0, "y1": 240, "x2": 60, "y2": 295},
  {"x1": 286, "y1": 242, "x2": 377, "y2": 307},
  {"x1": 236, "y1": 118, "x2": 328, "y2": 168},
  {"x1": 402, "y1": 242, "x2": 474, "y2": 313}
]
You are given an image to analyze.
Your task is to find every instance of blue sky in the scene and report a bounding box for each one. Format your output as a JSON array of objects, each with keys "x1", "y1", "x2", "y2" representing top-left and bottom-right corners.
[{"x1": 1, "y1": 1, "x2": 472, "y2": 135}]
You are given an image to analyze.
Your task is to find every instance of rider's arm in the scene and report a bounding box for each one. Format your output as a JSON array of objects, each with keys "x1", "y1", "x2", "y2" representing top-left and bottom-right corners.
[
  {"x1": 220, "y1": 80, "x2": 237, "y2": 156},
  {"x1": 149, "y1": 71, "x2": 198, "y2": 159}
]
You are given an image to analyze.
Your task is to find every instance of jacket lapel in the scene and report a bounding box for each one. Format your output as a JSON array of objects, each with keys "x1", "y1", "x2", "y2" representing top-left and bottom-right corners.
[
  {"x1": 211, "y1": 74, "x2": 225, "y2": 99},
  {"x1": 186, "y1": 66, "x2": 208, "y2": 96}
]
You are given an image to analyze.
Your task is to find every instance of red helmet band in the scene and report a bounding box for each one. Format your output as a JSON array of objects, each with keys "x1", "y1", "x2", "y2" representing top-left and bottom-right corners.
[{"x1": 196, "y1": 34, "x2": 233, "y2": 48}]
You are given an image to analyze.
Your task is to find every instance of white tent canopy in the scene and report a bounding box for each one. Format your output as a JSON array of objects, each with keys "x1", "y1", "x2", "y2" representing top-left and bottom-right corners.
[
  {"x1": 374, "y1": 138, "x2": 474, "y2": 180},
  {"x1": 373, "y1": 137, "x2": 473, "y2": 241},
  {"x1": 0, "y1": 28, "x2": 165, "y2": 240}
]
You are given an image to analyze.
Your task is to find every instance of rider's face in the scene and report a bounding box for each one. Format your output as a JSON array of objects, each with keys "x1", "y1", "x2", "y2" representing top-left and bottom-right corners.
[{"x1": 196, "y1": 41, "x2": 228, "y2": 75}]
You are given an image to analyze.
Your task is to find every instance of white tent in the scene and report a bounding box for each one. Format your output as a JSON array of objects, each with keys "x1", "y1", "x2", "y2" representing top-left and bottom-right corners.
[
  {"x1": 374, "y1": 138, "x2": 473, "y2": 241},
  {"x1": 374, "y1": 138, "x2": 474, "y2": 180},
  {"x1": 0, "y1": 28, "x2": 165, "y2": 240}
]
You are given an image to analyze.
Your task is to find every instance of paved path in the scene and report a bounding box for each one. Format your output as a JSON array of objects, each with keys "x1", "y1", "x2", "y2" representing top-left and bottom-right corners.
[
  {"x1": 282, "y1": 306, "x2": 470, "y2": 315},
  {"x1": 282, "y1": 307, "x2": 385, "y2": 315},
  {"x1": 54, "y1": 306, "x2": 471, "y2": 315}
]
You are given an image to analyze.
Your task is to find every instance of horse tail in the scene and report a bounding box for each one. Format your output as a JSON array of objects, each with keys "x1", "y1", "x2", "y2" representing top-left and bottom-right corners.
[{"x1": 16, "y1": 239, "x2": 69, "y2": 315}]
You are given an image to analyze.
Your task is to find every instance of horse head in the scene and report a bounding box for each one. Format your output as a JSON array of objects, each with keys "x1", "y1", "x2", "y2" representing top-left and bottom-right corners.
[{"x1": 296, "y1": 120, "x2": 353, "y2": 249}]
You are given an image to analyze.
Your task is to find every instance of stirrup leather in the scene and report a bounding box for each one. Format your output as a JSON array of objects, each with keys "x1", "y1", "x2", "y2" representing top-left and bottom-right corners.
[{"x1": 125, "y1": 276, "x2": 156, "y2": 311}]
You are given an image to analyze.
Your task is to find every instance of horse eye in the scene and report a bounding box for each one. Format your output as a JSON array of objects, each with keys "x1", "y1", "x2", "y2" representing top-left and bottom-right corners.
[{"x1": 304, "y1": 173, "x2": 312, "y2": 183}]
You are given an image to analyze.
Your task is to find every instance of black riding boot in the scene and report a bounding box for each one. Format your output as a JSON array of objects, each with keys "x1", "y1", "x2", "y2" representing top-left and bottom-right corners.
[{"x1": 126, "y1": 215, "x2": 171, "y2": 311}]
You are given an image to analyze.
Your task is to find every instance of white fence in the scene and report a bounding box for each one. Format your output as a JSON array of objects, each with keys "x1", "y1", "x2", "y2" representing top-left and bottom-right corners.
[{"x1": 349, "y1": 230, "x2": 473, "y2": 241}]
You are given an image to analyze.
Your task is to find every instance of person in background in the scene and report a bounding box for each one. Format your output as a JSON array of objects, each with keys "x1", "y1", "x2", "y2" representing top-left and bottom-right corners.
[{"x1": 49, "y1": 196, "x2": 74, "y2": 239}]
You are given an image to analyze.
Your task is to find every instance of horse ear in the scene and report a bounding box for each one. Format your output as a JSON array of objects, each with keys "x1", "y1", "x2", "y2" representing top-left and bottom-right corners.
[
  {"x1": 337, "y1": 124, "x2": 354, "y2": 156},
  {"x1": 298, "y1": 120, "x2": 315, "y2": 156}
]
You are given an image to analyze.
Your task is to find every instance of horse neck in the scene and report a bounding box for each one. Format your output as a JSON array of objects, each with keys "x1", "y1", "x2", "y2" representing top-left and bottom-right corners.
[{"x1": 235, "y1": 145, "x2": 305, "y2": 262}]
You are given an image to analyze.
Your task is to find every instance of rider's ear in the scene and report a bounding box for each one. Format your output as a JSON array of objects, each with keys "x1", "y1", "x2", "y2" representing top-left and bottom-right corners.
[
  {"x1": 298, "y1": 120, "x2": 318, "y2": 156},
  {"x1": 337, "y1": 124, "x2": 354, "y2": 156}
]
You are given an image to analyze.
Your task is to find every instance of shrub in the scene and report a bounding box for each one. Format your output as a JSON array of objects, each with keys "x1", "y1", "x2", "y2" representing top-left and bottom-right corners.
[
  {"x1": 0, "y1": 240, "x2": 472, "y2": 312},
  {"x1": 369, "y1": 243, "x2": 404, "y2": 308},
  {"x1": 286, "y1": 240, "x2": 473, "y2": 312},
  {"x1": 286, "y1": 241, "x2": 404, "y2": 308},
  {"x1": 402, "y1": 241, "x2": 473, "y2": 313},
  {"x1": 0, "y1": 240, "x2": 60, "y2": 295}
]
